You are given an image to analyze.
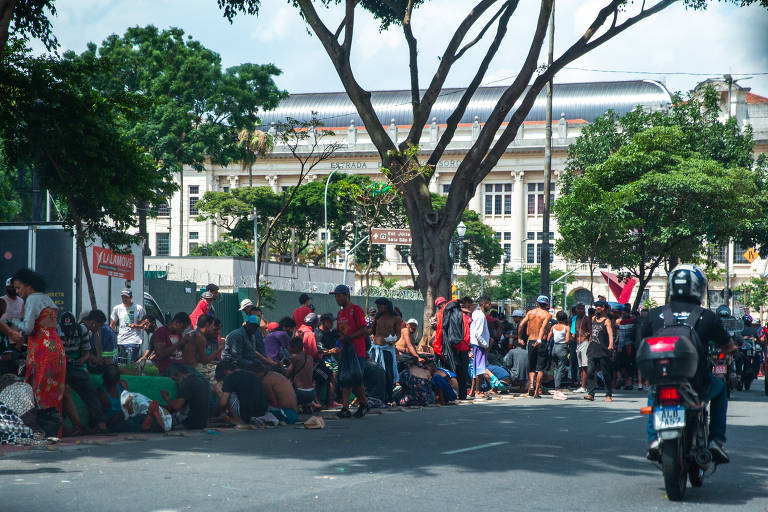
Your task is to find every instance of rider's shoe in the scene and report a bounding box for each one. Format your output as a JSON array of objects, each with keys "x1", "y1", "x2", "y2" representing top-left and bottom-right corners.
[{"x1": 708, "y1": 439, "x2": 730, "y2": 464}]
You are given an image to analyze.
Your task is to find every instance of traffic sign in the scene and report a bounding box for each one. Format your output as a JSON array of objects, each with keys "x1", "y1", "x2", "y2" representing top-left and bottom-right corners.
[
  {"x1": 371, "y1": 228, "x2": 412, "y2": 245},
  {"x1": 743, "y1": 247, "x2": 758, "y2": 264}
]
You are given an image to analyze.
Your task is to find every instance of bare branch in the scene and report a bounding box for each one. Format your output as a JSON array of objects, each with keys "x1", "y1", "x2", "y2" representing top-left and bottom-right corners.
[
  {"x1": 453, "y1": 1, "x2": 509, "y2": 61},
  {"x1": 402, "y1": 0, "x2": 420, "y2": 111},
  {"x1": 343, "y1": 0, "x2": 356, "y2": 55}
]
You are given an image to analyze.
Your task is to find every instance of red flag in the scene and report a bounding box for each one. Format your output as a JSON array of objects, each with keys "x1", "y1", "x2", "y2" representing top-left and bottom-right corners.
[{"x1": 600, "y1": 271, "x2": 637, "y2": 304}]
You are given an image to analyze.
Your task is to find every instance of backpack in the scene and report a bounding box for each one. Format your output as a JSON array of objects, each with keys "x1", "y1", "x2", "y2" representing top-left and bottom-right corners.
[
  {"x1": 653, "y1": 304, "x2": 707, "y2": 390},
  {"x1": 441, "y1": 301, "x2": 464, "y2": 348}
]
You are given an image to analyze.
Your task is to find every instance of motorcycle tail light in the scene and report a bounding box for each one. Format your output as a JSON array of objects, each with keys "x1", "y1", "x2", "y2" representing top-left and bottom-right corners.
[
  {"x1": 659, "y1": 387, "x2": 680, "y2": 404},
  {"x1": 718, "y1": 353, "x2": 725, "y2": 360},
  {"x1": 647, "y1": 336, "x2": 678, "y2": 353}
]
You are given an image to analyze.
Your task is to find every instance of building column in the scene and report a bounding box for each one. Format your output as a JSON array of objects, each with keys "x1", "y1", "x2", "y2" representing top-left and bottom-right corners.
[
  {"x1": 267, "y1": 175, "x2": 280, "y2": 193},
  {"x1": 429, "y1": 171, "x2": 440, "y2": 194},
  {"x1": 469, "y1": 179, "x2": 482, "y2": 213},
  {"x1": 511, "y1": 171, "x2": 525, "y2": 264}
]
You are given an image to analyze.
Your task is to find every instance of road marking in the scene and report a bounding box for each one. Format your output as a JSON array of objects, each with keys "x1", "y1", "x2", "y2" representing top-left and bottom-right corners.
[
  {"x1": 606, "y1": 415, "x2": 643, "y2": 424},
  {"x1": 441, "y1": 441, "x2": 508, "y2": 455}
]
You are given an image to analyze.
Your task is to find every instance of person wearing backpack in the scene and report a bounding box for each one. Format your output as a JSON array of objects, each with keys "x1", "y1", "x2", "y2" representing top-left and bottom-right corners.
[{"x1": 636, "y1": 264, "x2": 736, "y2": 464}]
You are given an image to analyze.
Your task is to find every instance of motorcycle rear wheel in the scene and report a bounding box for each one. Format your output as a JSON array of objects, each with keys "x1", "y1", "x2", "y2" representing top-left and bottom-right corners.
[{"x1": 662, "y1": 438, "x2": 687, "y2": 501}]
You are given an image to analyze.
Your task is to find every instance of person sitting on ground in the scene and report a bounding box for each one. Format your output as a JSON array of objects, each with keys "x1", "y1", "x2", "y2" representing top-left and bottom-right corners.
[
  {"x1": 314, "y1": 313, "x2": 339, "y2": 410},
  {"x1": 213, "y1": 361, "x2": 267, "y2": 426},
  {"x1": 485, "y1": 364, "x2": 512, "y2": 394},
  {"x1": 397, "y1": 318, "x2": 423, "y2": 364},
  {"x1": 97, "y1": 365, "x2": 158, "y2": 433},
  {"x1": 82, "y1": 309, "x2": 116, "y2": 371},
  {"x1": 180, "y1": 314, "x2": 224, "y2": 373},
  {"x1": 251, "y1": 362, "x2": 299, "y2": 425},
  {"x1": 503, "y1": 340, "x2": 529, "y2": 394},
  {"x1": 152, "y1": 313, "x2": 193, "y2": 376},
  {"x1": 223, "y1": 314, "x2": 279, "y2": 370},
  {"x1": 161, "y1": 365, "x2": 210, "y2": 430},
  {"x1": 285, "y1": 337, "x2": 316, "y2": 414},
  {"x1": 263, "y1": 317, "x2": 295, "y2": 363},
  {"x1": 292, "y1": 293, "x2": 313, "y2": 328},
  {"x1": 398, "y1": 357, "x2": 435, "y2": 406},
  {"x1": 426, "y1": 360, "x2": 458, "y2": 404}
]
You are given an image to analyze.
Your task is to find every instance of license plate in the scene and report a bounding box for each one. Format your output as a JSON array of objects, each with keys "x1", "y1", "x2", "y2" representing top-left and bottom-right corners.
[
  {"x1": 713, "y1": 364, "x2": 727, "y2": 375},
  {"x1": 654, "y1": 405, "x2": 686, "y2": 430}
]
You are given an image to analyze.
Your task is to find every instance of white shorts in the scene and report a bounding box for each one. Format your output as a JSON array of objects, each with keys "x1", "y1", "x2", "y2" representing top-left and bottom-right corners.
[{"x1": 577, "y1": 342, "x2": 589, "y2": 368}]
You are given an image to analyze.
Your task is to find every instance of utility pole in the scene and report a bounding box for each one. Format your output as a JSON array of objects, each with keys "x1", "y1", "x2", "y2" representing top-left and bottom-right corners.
[{"x1": 540, "y1": 0, "x2": 555, "y2": 297}]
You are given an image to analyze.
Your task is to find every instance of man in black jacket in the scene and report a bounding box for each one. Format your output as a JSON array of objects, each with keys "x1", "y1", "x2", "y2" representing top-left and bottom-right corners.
[{"x1": 637, "y1": 264, "x2": 736, "y2": 464}]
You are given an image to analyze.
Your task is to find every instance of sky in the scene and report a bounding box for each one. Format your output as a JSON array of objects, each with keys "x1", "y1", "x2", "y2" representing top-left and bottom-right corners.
[{"x1": 32, "y1": 0, "x2": 768, "y2": 99}]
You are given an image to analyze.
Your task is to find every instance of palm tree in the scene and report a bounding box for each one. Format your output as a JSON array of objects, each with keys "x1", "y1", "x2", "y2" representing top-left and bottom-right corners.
[{"x1": 238, "y1": 129, "x2": 274, "y2": 187}]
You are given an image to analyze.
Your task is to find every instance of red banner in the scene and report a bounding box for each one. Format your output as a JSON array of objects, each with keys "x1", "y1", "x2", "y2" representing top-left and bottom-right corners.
[
  {"x1": 600, "y1": 271, "x2": 636, "y2": 304},
  {"x1": 93, "y1": 246, "x2": 135, "y2": 280}
]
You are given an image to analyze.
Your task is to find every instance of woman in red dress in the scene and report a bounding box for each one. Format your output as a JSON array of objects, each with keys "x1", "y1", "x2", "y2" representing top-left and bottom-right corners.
[{"x1": 8, "y1": 269, "x2": 66, "y2": 421}]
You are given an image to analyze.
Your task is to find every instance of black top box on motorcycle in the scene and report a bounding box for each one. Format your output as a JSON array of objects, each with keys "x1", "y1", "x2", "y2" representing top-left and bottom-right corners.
[{"x1": 637, "y1": 335, "x2": 699, "y2": 382}]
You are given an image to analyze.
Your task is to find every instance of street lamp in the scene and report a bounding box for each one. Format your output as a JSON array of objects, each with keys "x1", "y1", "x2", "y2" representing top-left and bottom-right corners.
[
  {"x1": 323, "y1": 168, "x2": 339, "y2": 268},
  {"x1": 343, "y1": 235, "x2": 369, "y2": 289},
  {"x1": 450, "y1": 222, "x2": 467, "y2": 299}
]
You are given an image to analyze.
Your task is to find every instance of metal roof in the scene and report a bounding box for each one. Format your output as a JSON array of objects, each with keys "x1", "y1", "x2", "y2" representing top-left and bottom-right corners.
[{"x1": 258, "y1": 80, "x2": 671, "y2": 128}]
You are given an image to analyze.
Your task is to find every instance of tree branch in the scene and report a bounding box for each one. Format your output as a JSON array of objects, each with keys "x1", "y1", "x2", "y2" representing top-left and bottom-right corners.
[
  {"x1": 453, "y1": 1, "x2": 509, "y2": 62},
  {"x1": 342, "y1": 0, "x2": 356, "y2": 56},
  {"x1": 402, "y1": 0, "x2": 420, "y2": 111}
]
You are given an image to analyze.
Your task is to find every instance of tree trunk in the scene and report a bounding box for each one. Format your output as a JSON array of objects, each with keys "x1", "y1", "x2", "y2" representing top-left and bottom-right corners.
[
  {"x1": 75, "y1": 221, "x2": 97, "y2": 311},
  {"x1": 248, "y1": 161, "x2": 253, "y2": 187},
  {"x1": 0, "y1": 0, "x2": 16, "y2": 59}
]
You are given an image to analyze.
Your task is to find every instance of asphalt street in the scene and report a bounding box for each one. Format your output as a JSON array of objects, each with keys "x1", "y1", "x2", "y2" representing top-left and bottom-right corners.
[{"x1": 1, "y1": 381, "x2": 767, "y2": 512}]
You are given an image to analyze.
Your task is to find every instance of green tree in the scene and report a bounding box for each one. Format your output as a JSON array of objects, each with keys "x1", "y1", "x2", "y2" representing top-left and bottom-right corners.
[
  {"x1": 0, "y1": 141, "x2": 21, "y2": 221},
  {"x1": 489, "y1": 267, "x2": 566, "y2": 308},
  {"x1": 559, "y1": 125, "x2": 759, "y2": 311},
  {"x1": 189, "y1": 238, "x2": 253, "y2": 257},
  {"x1": 217, "y1": 0, "x2": 767, "y2": 325},
  {"x1": 71, "y1": 25, "x2": 286, "y2": 253},
  {"x1": 739, "y1": 277, "x2": 768, "y2": 316},
  {"x1": 1, "y1": 1, "x2": 57, "y2": 58},
  {"x1": 0, "y1": 40, "x2": 175, "y2": 308}
]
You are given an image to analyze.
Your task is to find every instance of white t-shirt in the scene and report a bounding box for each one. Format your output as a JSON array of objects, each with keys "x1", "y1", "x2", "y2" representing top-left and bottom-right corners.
[
  {"x1": 111, "y1": 302, "x2": 146, "y2": 346},
  {"x1": 0, "y1": 295, "x2": 24, "y2": 322}
]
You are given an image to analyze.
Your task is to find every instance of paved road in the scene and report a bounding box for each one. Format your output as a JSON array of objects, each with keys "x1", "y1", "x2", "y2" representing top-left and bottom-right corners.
[{"x1": 1, "y1": 382, "x2": 767, "y2": 512}]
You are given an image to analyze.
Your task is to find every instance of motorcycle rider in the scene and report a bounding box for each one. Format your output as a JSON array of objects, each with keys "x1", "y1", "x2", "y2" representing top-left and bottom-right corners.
[
  {"x1": 637, "y1": 264, "x2": 737, "y2": 464},
  {"x1": 741, "y1": 314, "x2": 762, "y2": 382}
]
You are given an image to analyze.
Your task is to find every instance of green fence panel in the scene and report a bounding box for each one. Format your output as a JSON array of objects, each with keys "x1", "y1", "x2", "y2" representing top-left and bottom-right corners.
[
  {"x1": 145, "y1": 278, "x2": 199, "y2": 318},
  {"x1": 214, "y1": 292, "x2": 243, "y2": 337}
]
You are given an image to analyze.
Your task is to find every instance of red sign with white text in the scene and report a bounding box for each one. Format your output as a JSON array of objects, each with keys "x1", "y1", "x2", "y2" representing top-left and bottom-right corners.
[{"x1": 92, "y1": 246, "x2": 135, "y2": 280}]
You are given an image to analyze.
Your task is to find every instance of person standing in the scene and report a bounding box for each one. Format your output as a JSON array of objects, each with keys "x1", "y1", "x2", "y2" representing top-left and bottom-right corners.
[
  {"x1": 331, "y1": 284, "x2": 369, "y2": 418},
  {"x1": 8, "y1": 269, "x2": 66, "y2": 429},
  {"x1": 370, "y1": 297, "x2": 401, "y2": 403},
  {"x1": 548, "y1": 311, "x2": 571, "y2": 393},
  {"x1": 1, "y1": 277, "x2": 24, "y2": 322},
  {"x1": 572, "y1": 303, "x2": 592, "y2": 393},
  {"x1": 469, "y1": 297, "x2": 491, "y2": 398},
  {"x1": 110, "y1": 289, "x2": 148, "y2": 365},
  {"x1": 292, "y1": 294, "x2": 313, "y2": 328},
  {"x1": 585, "y1": 300, "x2": 615, "y2": 402},
  {"x1": 616, "y1": 304, "x2": 636, "y2": 390},
  {"x1": 190, "y1": 288, "x2": 216, "y2": 329},
  {"x1": 517, "y1": 296, "x2": 553, "y2": 398}
]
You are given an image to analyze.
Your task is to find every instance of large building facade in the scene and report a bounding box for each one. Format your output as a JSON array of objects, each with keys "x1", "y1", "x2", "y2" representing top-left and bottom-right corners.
[{"x1": 144, "y1": 79, "x2": 768, "y2": 309}]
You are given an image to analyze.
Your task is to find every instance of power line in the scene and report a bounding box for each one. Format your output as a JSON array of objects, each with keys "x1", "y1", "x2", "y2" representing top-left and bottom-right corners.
[{"x1": 563, "y1": 66, "x2": 768, "y2": 76}]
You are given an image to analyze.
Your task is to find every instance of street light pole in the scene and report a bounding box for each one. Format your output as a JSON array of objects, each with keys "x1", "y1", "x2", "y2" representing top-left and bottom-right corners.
[
  {"x1": 343, "y1": 235, "x2": 369, "y2": 290},
  {"x1": 520, "y1": 238, "x2": 528, "y2": 308},
  {"x1": 323, "y1": 168, "x2": 339, "y2": 268}
]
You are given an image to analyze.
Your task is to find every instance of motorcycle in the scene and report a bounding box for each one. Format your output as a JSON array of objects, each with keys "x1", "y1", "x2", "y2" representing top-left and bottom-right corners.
[
  {"x1": 736, "y1": 336, "x2": 756, "y2": 391},
  {"x1": 718, "y1": 316, "x2": 743, "y2": 397},
  {"x1": 637, "y1": 334, "x2": 714, "y2": 501}
]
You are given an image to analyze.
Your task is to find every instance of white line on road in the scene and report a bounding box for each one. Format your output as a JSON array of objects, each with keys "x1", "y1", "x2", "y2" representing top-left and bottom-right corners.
[
  {"x1": 441, "y1": 442, "x2": 509, "y2": 455},
  {"x1": 606, "y1": 415, "x2": 643, "y2": 424}
]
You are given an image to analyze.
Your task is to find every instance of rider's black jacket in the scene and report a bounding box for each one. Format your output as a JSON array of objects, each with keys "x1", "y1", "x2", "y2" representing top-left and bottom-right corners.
[{"x1": 636, "y1": 299, "x2": 730, "y2": 355}]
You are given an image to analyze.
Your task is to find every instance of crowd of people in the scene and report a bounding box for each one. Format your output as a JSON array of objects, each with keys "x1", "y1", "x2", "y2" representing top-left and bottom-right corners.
[{"x1": 2, "y1": 267, "x2": 763, "y2": 449}]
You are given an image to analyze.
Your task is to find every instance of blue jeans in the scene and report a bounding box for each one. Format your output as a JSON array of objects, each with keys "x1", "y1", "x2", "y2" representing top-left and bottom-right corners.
[{"x1": 646, "y1": 372, "x2": 727, "y2": 443}]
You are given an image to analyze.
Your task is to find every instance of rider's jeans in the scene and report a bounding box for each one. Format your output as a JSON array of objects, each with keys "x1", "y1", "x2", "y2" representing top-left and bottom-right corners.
[{"x1": 646, "y1": 372, "x2": 727, "y2": 444}]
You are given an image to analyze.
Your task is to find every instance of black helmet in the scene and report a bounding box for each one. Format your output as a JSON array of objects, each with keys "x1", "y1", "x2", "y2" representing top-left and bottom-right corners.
[
  {"x1": 715, "y1": 305, "x2": 731, "y2": 318},
  {"x1": 667, "y1": 264, "x2": 707, "y2": 305},
  {"x1": 742, "y1": 314, "x2": 753, "y2": 326}
]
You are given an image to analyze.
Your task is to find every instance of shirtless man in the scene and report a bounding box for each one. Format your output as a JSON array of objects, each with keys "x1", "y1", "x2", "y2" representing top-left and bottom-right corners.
[
  {"x1": 252, "y1": 362, "x2": 299, "y2": 424},
  {"x1": 285, "y1": 337, "x2": 316, "y2": 413},
  {"x1": 371, "y1": 297, "x2": 401, "y2": 402},
  {"x1": 517, "y1": 296, "x2": 553, "y2": 398},
  {"x1": 181, "y1": 314, "x2": 224, "y2": 369},
  {"x1": 396, "y1": 318, "x2": 422, "y2": 363}
]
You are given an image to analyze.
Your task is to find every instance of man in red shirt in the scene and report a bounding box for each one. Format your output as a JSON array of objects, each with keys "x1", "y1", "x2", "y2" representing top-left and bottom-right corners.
[
  {"x1": 152, "y1": 312, "x2": 192, "y2": 375},
  {"x1": 190, "y1": 288, "x2": 216, "y2": 329},
  {"x1": 433, "y1": 296, "x2": 471, "y2": 400},
  {"x1": 298, "y1": 312, "x2": 320, "y2": 362},
  {"x1": 331, "y1": 284, "x2": 369, "y2": 418},
  {"x1": 292, "y1": 293, "x2": 313, "y2": 328}
]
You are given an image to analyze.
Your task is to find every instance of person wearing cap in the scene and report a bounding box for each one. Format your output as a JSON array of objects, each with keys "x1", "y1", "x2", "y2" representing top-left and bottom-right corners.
[
  {"x1": 109, "y1": 288, "x2": 148, "y2": 365},
  {"x1": 517, "y1": 295, "x2": 553, "y2": 398},
  {"x1": 222, "y1": 312, "x2": 278, "y2": 370},
  {"x1": 297, "y1": 313, "x2": 320, "y2": 362},
  {"x1": 397, "y1": 318, "x2": 422, "y2": 363},
  {"x1": 330, "y1": 284, "x2": 370, "y2": 418},
  {"x1": 263, "y1": 317, "x2": 295, "y2": 362},
  {"x1": 239, "y1": 298, "x2": 255, "y2": 316},
  {"x1": 571, "y1": 302, "x2": 592, "y2": 393},
  {"x1": 1, "y1": 276, "x2": 24, "y2": 323},
  {"x1": 292, "y1": 294, "x2": 313, "y2": 328},
  {"x1": 584, "y1": 300, "x2": 615, "y2": 402},
  {"x1": 508, "y1": 309, "x2": 525, "y2": 350},
  {"x1": 190, "y1": 290, "x2": 216, "y2": 329}
]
